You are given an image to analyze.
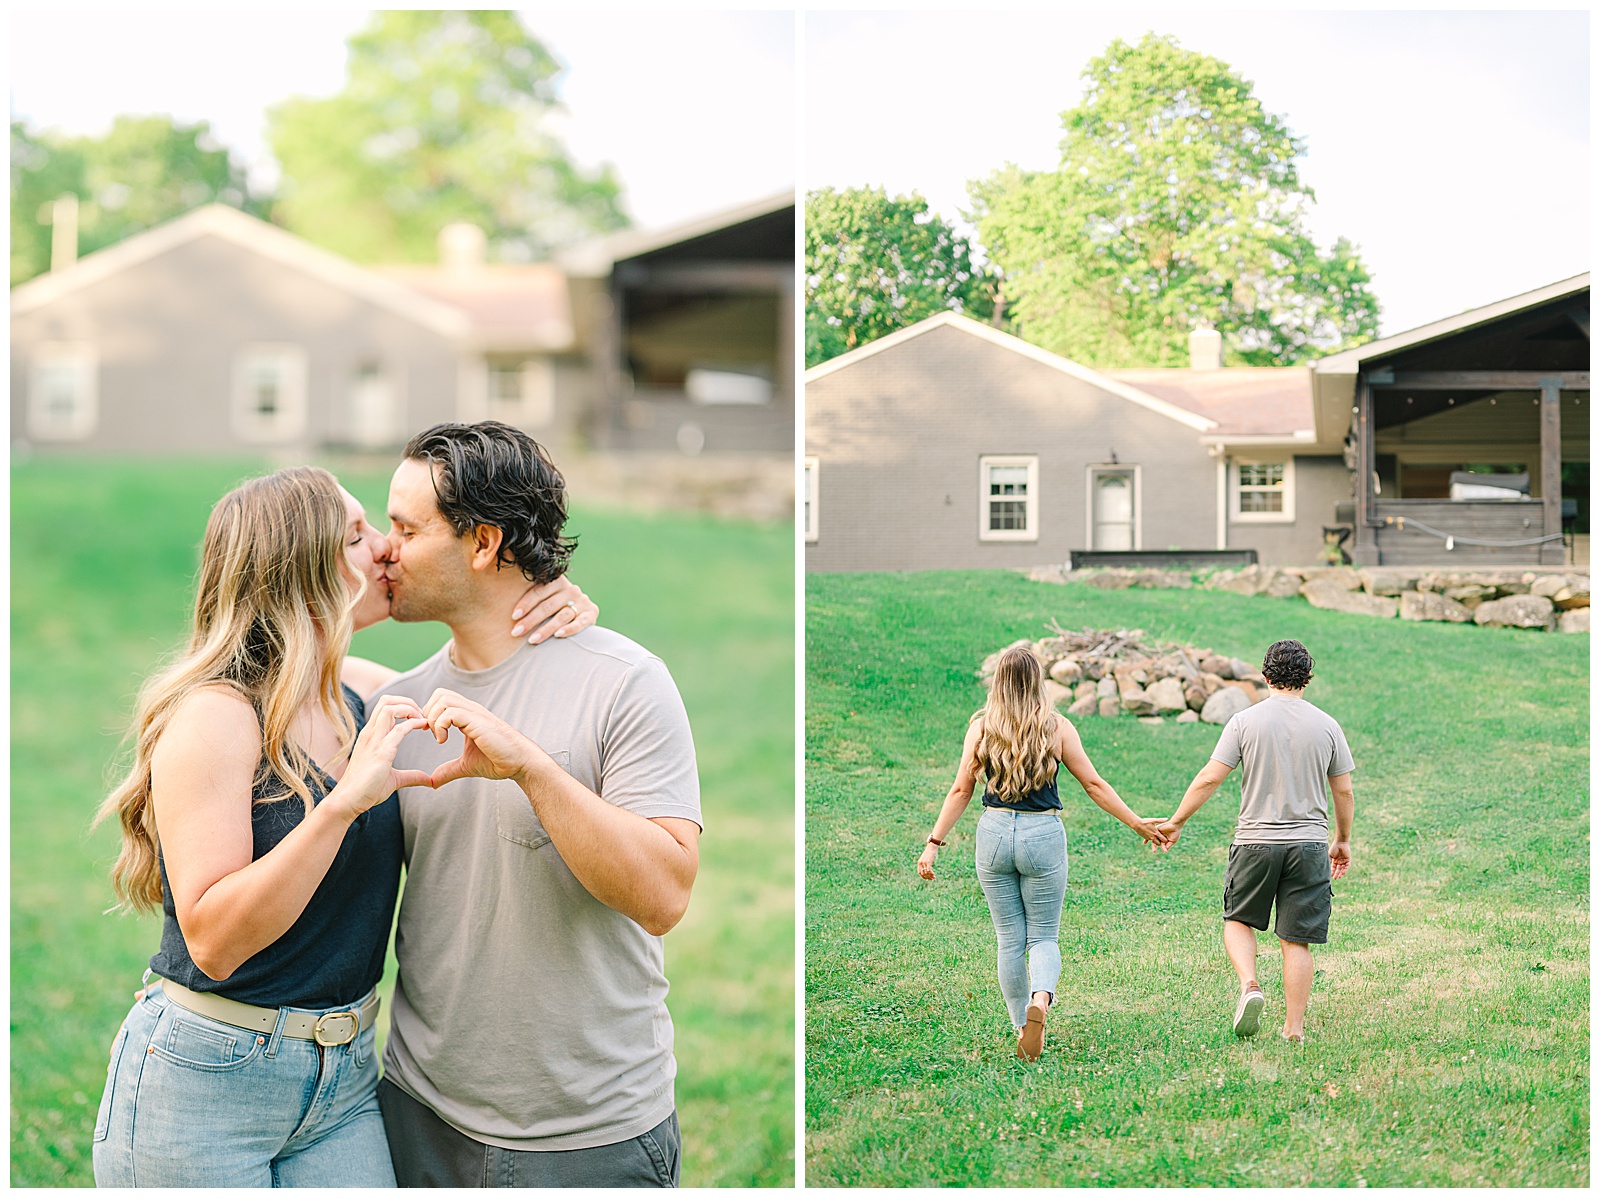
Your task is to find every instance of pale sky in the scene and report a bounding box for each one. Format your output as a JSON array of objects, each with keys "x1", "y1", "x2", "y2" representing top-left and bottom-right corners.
[
  {"x1": 806, "y1": 9, "x2": 1589, "y2": 338},
  {"x1": 8, "y1": 9, "x2": 796, "y2": 233}
]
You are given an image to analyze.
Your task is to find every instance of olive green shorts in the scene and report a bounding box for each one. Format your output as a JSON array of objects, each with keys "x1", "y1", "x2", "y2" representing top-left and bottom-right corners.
[{"x1": 1223, "y1": 841, "x2": 1332, "y2": 944}]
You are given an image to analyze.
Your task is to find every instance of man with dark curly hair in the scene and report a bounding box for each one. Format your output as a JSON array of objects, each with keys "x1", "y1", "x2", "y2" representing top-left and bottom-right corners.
[
  {"x1": 372, "y1": 422, "x2": 701, "y2": 1186},
  {"x1": 1157, "y1": 639, "x2": 1354, "y2": 1043}
]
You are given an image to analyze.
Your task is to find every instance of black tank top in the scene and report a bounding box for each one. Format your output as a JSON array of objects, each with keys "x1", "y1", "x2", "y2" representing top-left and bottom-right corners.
[
  {"x1": 982, "y1": 765, "x2": 1063, "y2": 812},
  {"x1": 149, "y1": 685, "x2": 403, "y2": 1009}
]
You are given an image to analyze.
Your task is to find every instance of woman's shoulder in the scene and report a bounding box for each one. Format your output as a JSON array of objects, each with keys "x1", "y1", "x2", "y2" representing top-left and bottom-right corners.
[
  {"x1": 170, "y1": 682, "x2": 257, "y2": 722},
  {"x1": 153, "y1": 685, "x2": 262, "y2": 768}
]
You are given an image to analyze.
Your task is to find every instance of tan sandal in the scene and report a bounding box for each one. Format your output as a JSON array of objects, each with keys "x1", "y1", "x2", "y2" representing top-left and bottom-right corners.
[{"x1": 1018, "y1": 1005, "x2": 1047, "y2": 1061}]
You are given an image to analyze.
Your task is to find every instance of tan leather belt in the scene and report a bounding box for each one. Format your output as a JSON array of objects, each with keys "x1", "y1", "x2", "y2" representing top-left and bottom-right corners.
[{"x1": 155, "y1": 978, "x2": 380, "y2": 1047}]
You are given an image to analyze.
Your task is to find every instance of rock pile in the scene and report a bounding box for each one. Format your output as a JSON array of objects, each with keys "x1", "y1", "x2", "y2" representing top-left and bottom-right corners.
[{"x1": 979, "y1": 624, "x2": 1268, "y2": 727}]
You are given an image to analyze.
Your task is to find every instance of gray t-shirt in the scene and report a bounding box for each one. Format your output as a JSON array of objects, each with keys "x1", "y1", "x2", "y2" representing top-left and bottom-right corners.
[
  {"x1": 380, "y1": 627, "x2": 701, "y2": 1151},
  {"x1": 1211, "y1": 693, "x2": 1354, "y2": 845}
]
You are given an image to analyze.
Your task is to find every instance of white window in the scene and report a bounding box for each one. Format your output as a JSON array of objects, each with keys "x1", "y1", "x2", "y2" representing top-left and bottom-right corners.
[
  {"x1": 979, "y1": 455, "x2": 1039, "y2": 542},
  {"x1": 1086, "y1": 466, "x2": 1142, "y2": 550},
  {"x1": 804, "y1": 456, "x2": 819, "y2": 542},
  {"x1": 232, "y1": 345, "x2": 307, "y2": 443},
  {"x1": 488, "y1": 359, "x2": 554, "y2": 428},
  {"x1": 1231, "y1": 459, "x2": 1296, "y2": 523},
  {"x1": 29, "y1": 342, "x2": 98, "y2": 441},
  {"x1": 686, "y1": 367, "x2": 772, "y2": 405}
]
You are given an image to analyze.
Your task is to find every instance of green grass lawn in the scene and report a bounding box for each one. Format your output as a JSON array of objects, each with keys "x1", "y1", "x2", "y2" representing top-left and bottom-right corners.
[
  {"x1": 11, "y1": 457, "x2": 794, "y2": 1187},
  {"x1": 805, "y1": 569, "x2": 1588, "y2": 1187}
]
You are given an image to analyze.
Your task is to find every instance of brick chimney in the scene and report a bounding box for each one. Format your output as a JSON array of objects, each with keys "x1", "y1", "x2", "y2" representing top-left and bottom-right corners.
[
  {"x1": 1189, "y1": 325, "x2": 1222, "y2": 370},
  {"x1": 438, "y1": 222, "x2": 486, "y2": 274},
  {"x1": 50, "y1": 194, "x2": 78, "y2": 272}
]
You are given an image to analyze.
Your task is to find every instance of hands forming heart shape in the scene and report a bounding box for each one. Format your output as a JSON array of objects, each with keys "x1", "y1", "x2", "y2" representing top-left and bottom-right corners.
[{"x1": 352, "y1": 690, "x2": 540, "y2": 807}]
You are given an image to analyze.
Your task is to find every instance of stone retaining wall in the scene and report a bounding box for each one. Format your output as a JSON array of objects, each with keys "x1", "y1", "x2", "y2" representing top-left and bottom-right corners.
[{"x1": 1026, "y1": 563, "x2": 1589, "y2": 633}]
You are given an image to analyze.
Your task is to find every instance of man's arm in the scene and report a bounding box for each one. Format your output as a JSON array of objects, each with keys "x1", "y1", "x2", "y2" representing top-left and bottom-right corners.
[
  {"x1": 1328, "y1": 771, "x2": 1354, "y2": 879},
  {"x1": 420, "y1": 688, "x2": 698, "y2": 936},
  {"x1": 1159, "y1": 758, "x2": 1236, "y2": 845},
  {"x1": 516, "y1": 766, "x2": 699, "y2": 936}
]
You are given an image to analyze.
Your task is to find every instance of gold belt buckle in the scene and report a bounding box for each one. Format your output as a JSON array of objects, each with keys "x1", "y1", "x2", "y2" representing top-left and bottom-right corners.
[{"x1": 313, "y1": 1009, "x2": 360, "y2": 1046}]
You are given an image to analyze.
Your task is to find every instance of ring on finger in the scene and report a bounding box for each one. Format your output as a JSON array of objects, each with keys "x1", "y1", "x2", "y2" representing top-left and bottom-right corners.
[{"x1": 564, "y1": 600, "x2": 577, "y2": 614}]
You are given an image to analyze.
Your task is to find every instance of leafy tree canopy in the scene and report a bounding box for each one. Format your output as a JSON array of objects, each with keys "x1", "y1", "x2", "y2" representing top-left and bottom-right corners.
[
  {"x1": 11, "y1": 116, "x2": 264, "y2": 286},
  {"x1": 267, "y1": 10, "x2": 626, "y2": 264},
  {"x1": 805, "y1": 185, "x2": 995, "y2": 367},
  {"x1": 969, "y1": 33, "x2": 1379, "y2": 367}
]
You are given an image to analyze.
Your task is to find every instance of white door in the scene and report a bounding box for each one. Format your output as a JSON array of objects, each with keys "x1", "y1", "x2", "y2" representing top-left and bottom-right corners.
[
  {"x1": 1093, "y1": 471, "x2": 1134, "y2": 550},
  {"x1": 349, "y1": 367, "x2": 399, "y2": 448}
]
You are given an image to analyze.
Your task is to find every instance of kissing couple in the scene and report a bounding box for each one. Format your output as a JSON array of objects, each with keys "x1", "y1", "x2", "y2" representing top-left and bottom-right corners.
[{"x1": 93, "y1": 421, "x2": 701, "y2": 1188}]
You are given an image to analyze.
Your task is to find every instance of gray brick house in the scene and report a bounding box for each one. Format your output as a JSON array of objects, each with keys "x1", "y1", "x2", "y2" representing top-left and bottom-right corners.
[
  {"x1": 12, "y1": 193, "x2": 795, "y2": 460},
  {"x1": 12, "y1": 205, "x2": 483, "y2": 456},
  {"x1": 805, "y1": 274, "x2": 1589, "y2": 571}
]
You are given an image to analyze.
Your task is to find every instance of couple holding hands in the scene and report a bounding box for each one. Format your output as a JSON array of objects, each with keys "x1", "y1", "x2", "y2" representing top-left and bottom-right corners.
[
  {"x1": 919, "y1": 639, "x2": 1355, "y2": 1060},
  {"x1": 92, "y1": 422, "x2": 699, "y2": 1188}
]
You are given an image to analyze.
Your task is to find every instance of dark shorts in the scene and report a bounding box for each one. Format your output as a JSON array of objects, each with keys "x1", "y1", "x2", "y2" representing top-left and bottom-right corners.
[
  {"x1": 378, "y1": 1077, "x2": 680, "y2": 1188},
  {"x1": 1223, "y1": 841, "x2": 1333, "y2": 944}
]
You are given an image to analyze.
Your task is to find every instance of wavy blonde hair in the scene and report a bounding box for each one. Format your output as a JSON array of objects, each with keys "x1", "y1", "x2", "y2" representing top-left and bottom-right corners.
[
  {"x1": 972, "y1": 646, "x2": 1059, "y2": 802},
  {"x1": 93, "y1": 467, "x2": 361, "y2": 913}
]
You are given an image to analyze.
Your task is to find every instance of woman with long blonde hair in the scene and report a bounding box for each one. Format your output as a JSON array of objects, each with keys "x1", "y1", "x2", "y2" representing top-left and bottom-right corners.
[
  {"x1": 90, "y1": 466, "x2": 595, "y2": 1187},
  {"x1": 917, "y1": 646, "x2": 1169, "y2": 1061}
]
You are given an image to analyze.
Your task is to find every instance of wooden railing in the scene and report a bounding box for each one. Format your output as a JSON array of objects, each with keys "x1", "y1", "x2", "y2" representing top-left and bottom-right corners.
[{"x1": 1370, "y1": 499, "x2": 1561, "y2": 566}]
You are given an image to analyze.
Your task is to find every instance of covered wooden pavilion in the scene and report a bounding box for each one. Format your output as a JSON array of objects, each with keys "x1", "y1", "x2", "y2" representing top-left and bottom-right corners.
[{"x1": 1313, "y1": 275, "x2": 1589, "y2": 566}]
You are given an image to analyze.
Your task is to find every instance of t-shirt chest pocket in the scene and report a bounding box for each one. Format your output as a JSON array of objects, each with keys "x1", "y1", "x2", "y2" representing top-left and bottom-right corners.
[{"x1": 495, "y1": 750, "x2": 570, "y2": 851}]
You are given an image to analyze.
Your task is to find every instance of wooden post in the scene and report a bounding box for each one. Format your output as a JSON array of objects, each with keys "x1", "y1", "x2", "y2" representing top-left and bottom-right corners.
[
  {"x1": 1352, "y1": 377, "x2": 1377, "y2": 564},
  {"x1": 775, "y1": 276, "x2": 795, "y2": 433},
  {"x1": 593, "y1": 280, "x2": 624, "y2": 450},
  {"x1": 1540, "y1": 377, "x2": 1562, "y2": 565}
]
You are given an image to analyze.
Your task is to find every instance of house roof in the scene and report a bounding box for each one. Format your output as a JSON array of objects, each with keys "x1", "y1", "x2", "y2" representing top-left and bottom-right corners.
[
  {"x1": 1313, "y1": 272, "x2": 1590, "y2": 376},
  {"x1": 376, "y1": 263, "x2": 573, "y2": 352},
  {"x1": 1305, "y1": 272, "x2": 1591, "y2": 448},
  {"x1": 805, "y1": 311, "x2": 1218, "y2": 433},
  {"x1": 10, "y1": 204, "x2": 473, "y2": 339},
  {"x1": 1103, "y1": 367, "x2": 1313, "y2": 439},
  {"x1": 560, "y1": 190, "x2": 795, "y2": 277}
]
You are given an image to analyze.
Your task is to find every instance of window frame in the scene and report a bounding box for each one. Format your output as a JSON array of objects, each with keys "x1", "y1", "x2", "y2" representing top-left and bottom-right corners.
[
  {"x1": 1230, "y1": 457, "x2": 1296, "y2": 524},
  {"x1": 978, "y1": 454, "x2": 1040, "y2": 543},
  {"x1": 28, "y1": 342, "x2": 98, "y2": 441},
  {"x1": 803, "y1": 456, "x2": 819, "y2": 543},
  {"x1": 231, "y1": 344, "x2": 308, "y2": 443},
  {"x1": 487, "y1": 357, "x2": 555, "y2": 429}
]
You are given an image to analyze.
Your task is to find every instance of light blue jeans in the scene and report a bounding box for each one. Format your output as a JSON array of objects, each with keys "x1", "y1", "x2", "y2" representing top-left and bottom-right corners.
[
  {"x1": 91, "y1": 982, "x2": 395, "y2": 1187},
  {"x1": 975, "y1": 807, "x2": 1068, "y2": 1030}
]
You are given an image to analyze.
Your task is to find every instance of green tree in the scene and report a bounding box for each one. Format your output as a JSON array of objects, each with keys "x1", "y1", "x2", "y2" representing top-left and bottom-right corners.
[
  {"x1": 969, "y1": 33, "x2": 1379, "y2": 368},
  {"x1": 267, "y1": 10, "x2": 626, "y2": 264},
  {"x1": 11, "y1": 116, "x2": 264, "y2": 286},
  {"x1": 805, "y1": 186, "x2": 995, "y2": 367}
]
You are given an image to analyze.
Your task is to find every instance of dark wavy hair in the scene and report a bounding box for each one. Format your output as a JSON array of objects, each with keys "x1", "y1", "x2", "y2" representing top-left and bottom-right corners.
[
  {"x1": 1261, "y1": 639, "x2": 1315, "y2": 690},
  {"x1": 403, "y1": 421, "x2": 576, "y2": 584}
]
